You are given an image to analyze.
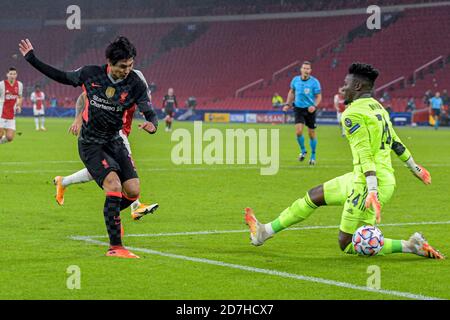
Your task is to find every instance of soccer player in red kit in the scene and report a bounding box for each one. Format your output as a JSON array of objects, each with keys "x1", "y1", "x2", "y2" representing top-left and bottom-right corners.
[
  {"x1": 0, "y1": 67, "x2": 23, "y2": 144},
  {"x1": 162, "y1": 88, "x2": 178, "y2": 132}
]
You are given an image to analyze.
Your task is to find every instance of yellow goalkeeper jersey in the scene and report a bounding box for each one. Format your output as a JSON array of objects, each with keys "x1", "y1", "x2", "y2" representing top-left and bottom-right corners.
[{"x1": 341, "y1": 97, "x2": 412, "y2": 186}]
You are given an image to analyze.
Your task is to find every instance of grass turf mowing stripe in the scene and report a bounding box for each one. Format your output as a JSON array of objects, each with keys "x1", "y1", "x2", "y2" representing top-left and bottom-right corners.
[{"x1": 71, "y1": 237, "x2": 445, "y2": 301}]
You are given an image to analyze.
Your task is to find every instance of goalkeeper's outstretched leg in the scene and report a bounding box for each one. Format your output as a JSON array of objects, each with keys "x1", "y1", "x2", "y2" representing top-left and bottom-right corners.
[{"x1": 244, "y1": 172, "x2": 445, "y2": 259}]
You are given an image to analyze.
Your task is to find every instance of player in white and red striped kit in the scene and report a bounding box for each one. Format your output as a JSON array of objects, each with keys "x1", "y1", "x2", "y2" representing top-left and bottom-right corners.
[
  {"x1": 334, "y1": 86, "x2": 347, "y2": 137},
  {"x1": 0, "y1": 67, "x2": 23, "y2": 144},
  {"x1": 30, "y1": 85, "x2": 46, "y2": 131}
]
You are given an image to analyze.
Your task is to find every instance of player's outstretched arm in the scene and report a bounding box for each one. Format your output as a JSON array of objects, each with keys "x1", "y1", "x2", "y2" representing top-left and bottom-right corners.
[
  {"x1": 19, "y1": 39, "x2": 82, "y2": 87},
  {"x1": 390, "y1": 128, "x2": 431, "y2": 185}
]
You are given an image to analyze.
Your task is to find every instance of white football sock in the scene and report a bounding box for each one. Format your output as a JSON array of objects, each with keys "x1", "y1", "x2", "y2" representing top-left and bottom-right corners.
[
  {"x1": 40, "y1": 117, "x2": 45, "y2": 128},
  {"x1": 264, "y1": 223, "x2": 275, "y2": 236},
  {"x1": 130, "y1": 199, "x2": 141, "y2": 211},
  {"x1": 401, "y1": 240, "x2": 414, "y2": 253},
  {"x1": 62, "y1": 168, "x2": 93, "y2": 187},
  {"x1": 34, "y1": 117, "x2": 39, "y2": 129},
  {"x1": 0, "y1": 136, "x2": 8, "y2": 144}
]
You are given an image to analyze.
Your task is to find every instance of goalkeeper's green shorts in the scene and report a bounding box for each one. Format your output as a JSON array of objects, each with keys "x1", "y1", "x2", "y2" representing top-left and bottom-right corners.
[{"x1": 323, "y1": 172, "x2": 395, "y2": 234}]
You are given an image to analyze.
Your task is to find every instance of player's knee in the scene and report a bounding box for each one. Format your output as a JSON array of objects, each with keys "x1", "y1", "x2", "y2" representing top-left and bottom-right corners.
[
  {"x1": 338, "y1": 232, "x2": 352, "y2": 251},
  {"x1": 103, "y1": 174, "x2": 122, "y2": 192},
  {"x1": 125, "y1": 187, "x2": 140, "y2": 199},
  {"x1": 6, "y1": 134, "x2": 14, "y2": 142},
  {"x1": 307, "y1": 185, "x2": 325, "y2": 207},
  {"x1": 123, "y1": 182, "x2": 140, "y2": 199}
]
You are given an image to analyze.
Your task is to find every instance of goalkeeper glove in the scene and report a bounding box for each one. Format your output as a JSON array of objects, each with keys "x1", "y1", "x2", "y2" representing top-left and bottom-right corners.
[
  {"x1": 406, "y1": 157, "x2": 431, "y2": 185},
  {"x1": 365, "y1": 175, "x2": 381, "y2": 224}
]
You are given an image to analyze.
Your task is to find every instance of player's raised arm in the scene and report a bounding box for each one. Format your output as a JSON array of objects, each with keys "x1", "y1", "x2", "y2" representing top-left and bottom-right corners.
[
  {"x1": 19, "y1": 39, "x2": 83, "y2": 87},
  {"x1": 389, "y1": 120, "x2": 431, "y2": 185}
]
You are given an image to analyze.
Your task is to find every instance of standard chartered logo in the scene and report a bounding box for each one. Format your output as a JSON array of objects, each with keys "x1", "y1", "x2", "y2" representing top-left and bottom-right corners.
[
  {"x1": 171, "y1": 121, "x2": 279, "y2": 175},
  {"x1": 89, "y1": 95, "x2": 121, "y2": 112}
]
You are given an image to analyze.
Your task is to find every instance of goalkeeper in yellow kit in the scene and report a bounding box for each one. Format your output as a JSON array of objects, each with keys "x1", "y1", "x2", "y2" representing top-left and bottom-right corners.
[{"x1": 245, "y1": 62, "x2": 444, "y2": 259}]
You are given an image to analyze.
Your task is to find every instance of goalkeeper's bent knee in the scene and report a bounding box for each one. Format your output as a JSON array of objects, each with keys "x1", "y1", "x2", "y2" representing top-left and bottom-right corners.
[{"x1": 272, "y1": 193, "x2": 318, "y2": 232}]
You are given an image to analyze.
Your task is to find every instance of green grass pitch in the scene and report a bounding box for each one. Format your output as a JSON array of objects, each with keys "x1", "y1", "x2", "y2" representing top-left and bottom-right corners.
[{"x1": 0, "y1": 117, "x2": 449, "y2": 300}]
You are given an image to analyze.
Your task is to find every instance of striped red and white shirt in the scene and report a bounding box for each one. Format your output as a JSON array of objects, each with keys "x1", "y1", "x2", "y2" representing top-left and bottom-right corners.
[{"x1": 0, "y1": 80, "x2": 23, "y2": 120}]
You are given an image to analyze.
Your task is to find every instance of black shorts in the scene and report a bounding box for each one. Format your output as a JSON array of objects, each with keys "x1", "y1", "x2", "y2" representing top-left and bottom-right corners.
[
  {"x1": 164, "y1": 108, "x2": 175, "y2": 118},
  {"x1": 78, "y1": 138, "x2": 138, "y2": 188},
  {"x1": 294, "y1": 107, "x2": 317, "y2": 129},
  {"x1": 433, "y1": 109, "x2": 441, "y2": 117}
]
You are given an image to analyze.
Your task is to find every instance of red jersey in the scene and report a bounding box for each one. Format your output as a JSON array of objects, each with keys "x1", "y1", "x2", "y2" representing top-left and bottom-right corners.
[
  {"x1": 334, "y1": 93, "x2": 346, "y2": 113},
  {"x1": 31, "y1": 90, "x2": 45, "y2": 110},
  {"x1": 122, "y1": 104, "x2": 136, "y2": 137},
  {"x1": 0, "y1": 80, "x2": 23, "y2": 120}
]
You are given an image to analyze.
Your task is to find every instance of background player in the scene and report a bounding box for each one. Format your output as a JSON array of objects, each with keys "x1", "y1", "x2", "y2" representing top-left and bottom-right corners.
[
  {"x1": 246, "y1": 62, "x2": 444, "y2": 260},
  {"x1": 20, "y1": 36, "x2": 159, "y2": 259},
  {"x1": 0, "y1": 67, "x2": 22, "y2": 144},
  {"x1": 54, "y1": 90, "x2": 159, "y2": 221},
  {"x1": 283, "y1": 61, "x2": 322, "y2": 165},
  {"x1": 334, "y1": 86, "x2": 346, "y2": 136},
  {"x1": 162, "y1": 87, "x2": 178, "y2": 132},
  {"x1": 429, "y1": 91, "x2": 443, "y2": 130},
  {"x1": 30, "y1": 85, "x2": 46, "y2": 131}
]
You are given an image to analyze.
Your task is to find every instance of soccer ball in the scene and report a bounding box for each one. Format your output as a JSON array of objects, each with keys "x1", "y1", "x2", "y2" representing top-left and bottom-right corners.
[{"x1": 352, "y1": 225, "x2": 384, "y2": 256}]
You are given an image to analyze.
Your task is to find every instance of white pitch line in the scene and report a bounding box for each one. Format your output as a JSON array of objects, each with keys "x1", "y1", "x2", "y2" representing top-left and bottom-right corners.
[
  {"x1": 2, "y1": 163, "x2": 450, "y2": 174},
  {"x1": 72, "y1": 237, "x2": 445, "y2": 301},
  {"x1": 2, "y1": 158, "x2": 450, "y2": 166},
  {"x1": 70, "y1": 220, "x2": 450, "y2": 240}
]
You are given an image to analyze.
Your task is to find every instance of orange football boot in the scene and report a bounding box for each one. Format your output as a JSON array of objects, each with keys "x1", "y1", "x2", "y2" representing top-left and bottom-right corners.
[
  {"x1": 53, "y1": 176, "x2": 66, "y2": 206},
  {"x1": 106, "y1": 246, "x2": 140, "y2": 259}
]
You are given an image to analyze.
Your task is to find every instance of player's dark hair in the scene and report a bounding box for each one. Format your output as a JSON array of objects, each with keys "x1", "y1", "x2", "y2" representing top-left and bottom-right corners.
[
  {"x1": 8, "y1": 67, "x2": 17, "y2": 72},
  {"x1": 302, "y1": 61, "x2": 312, "y2": 66},
  {"x1": 105, "y1": 36, "x2": 137, "y2": 65},
  {"x1": 348, "y1": 62, "x2": 379, "y2": 86}
]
